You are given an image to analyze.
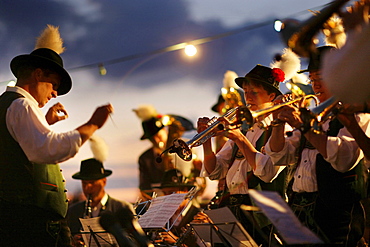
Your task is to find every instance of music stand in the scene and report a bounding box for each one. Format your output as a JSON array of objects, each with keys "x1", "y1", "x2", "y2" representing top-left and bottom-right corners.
[
  {"x1": 79, "y1": 217, "x2": 118, "y2": 247},
  {"x1": 138, "y1": 191, "x2": 194, "y2": 231},
  {"x1": 245, "y1": 189, "x2": 324, "y2": 246},
  {"x1": 190, "y1": 207, "x2": 258, "y2": 247}
]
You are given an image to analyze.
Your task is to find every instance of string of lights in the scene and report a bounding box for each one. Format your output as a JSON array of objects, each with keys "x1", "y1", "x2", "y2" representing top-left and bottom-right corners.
[{"x1": 0, "y1": 3, "x2": 329, "y2": 86}]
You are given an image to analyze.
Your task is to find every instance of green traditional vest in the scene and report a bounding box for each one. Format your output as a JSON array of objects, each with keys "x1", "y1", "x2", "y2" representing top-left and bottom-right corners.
[{"x1": 0, "y1": 91, "x2": 68, "y2": 218}]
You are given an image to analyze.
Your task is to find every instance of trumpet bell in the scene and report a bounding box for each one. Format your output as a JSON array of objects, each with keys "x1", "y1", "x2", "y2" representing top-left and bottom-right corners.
[{"x1": 172, "y1": 139, "x2": 193, "y2": 161}]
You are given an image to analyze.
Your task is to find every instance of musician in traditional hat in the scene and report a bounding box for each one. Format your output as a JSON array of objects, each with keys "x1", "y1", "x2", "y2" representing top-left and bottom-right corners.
[
  {"x1": 266, "y1": 45, "x2": 370, "y2": 245},
  {"x1": 150, "y1": 169, "x2": 201, "y2": 246},
  {"x1": 0, "y1": 25, "x2": 113, "y2": 247},
  {"x1": 197, "y1": 64, "x2": 290, "y2": 245},
  {"x1": 133, "y1": 105, "x2": 199, "y2": 200},
  {"x1": 66, "y1": 158, "x2": 134, "y2": 244}
]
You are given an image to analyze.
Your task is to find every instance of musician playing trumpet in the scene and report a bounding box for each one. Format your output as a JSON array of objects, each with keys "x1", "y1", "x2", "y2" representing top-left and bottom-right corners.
[
  {"x1": 266, "y1": 45, "x2": 370, "y2": 246},
  {"x1": 198, "y1": 64, "x2": 291, "y2": 246}
]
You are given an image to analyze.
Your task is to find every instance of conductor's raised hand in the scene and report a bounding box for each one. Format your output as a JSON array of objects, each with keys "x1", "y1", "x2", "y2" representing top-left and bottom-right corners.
[
  {"x1": 46, "y1": 102, "x2": 68, "y2": 125},
  {"x1": 87, "y1": 103, "x2": 114, "y2": 129}
]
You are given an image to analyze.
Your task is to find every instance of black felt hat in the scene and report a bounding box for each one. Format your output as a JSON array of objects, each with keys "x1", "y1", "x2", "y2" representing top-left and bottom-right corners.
[
  {"x1": 10, "y1": 48, "x2": 72, "y2": 96},
  {"x1": 235, "y1": 64, "x2": 284, "y2": 96},
  {"x1": 72, "y1": 158, "x2": 112, "y2": 180},
  {"x1": 140, "y1": 117, "x2": 165, "y2": 140},
  {"x1": 211, "y1": 94, "x2": 225, "y2": 113},
  {"x1": 298, "y1": 46, "x2": 336, "y2": 73}
]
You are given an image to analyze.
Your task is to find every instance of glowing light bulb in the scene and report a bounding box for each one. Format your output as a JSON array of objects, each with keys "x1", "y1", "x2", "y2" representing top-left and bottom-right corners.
[
  {"x1": 274, "y1": 20, "x2": 283, "y2": 32},
  {"x1": 98, "y1": 64, "x2": 107, "y2": 76},
  {"x1": 184, "y1": 44, "x2": 197, "y2": 56}
]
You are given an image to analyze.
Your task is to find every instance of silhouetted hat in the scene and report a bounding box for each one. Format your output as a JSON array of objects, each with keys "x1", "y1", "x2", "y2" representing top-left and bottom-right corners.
[
  {"x1": 166, "y1": 114, "x2": 195, "y2": 131},
  {"x1": 299, "y1": 46, "x2": 336, "y2": 73},
  {"x1": 140, "y1": 114, "x2": 194, "y2": 140},
  {"x1": 72, "y1": 158, "x2": 112, "y2": 180},
  {"x1": 155, "y1": 169, "x2": 195, "y2": 189},
  {"x1": 211, "y1": 94, "x2": 225, "y2": 113},
  {"x1": 235, "y1": 65, "x2": 284, "y2": 96},
  {"x1": 10, "y1": 48, "x2": 72, "y2": 95},
  {"x1": 140, "y1": 117, "x2": 164, "y2": 140}
]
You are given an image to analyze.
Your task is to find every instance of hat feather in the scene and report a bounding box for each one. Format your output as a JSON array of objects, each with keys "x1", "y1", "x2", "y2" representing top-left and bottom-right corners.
[
  {"x1": 322, "y1": 15, "x2": 347, "y2": 48},
  {"x1": 35, "y1": 24, "x2": 65, "y2": 54},
  {"x1": 133, "y1": 104, "x2": 159, "y2": 121},
  {"x1": 271, "y1": 48, "x2": 308, "y2": 84},
  {"x1": 89, "y1": 135, "x2": 109, "y2": 162},
  {"x1": 222, "y1": 70, "x2": 239, "y2": 89}
]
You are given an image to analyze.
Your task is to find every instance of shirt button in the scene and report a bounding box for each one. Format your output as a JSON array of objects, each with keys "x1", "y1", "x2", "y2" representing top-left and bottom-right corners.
[
  {"x1": 304, "y1": 160, "x2": 307, "y2": 162},
  {"x1": 60, "y1": 169, "x2": 63, "y2": 172},
  {"x1": 298, "y1": 175, "x2": 301, "y2": 178},
  {"x1": 64, "y1": 189, "x2": 68, "y2": 192}
]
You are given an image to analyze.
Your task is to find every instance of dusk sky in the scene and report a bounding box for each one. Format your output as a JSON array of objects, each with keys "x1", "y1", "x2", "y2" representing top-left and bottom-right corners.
[{"x1": 0, "y1": 0, "x2": 343, "y2": 202}]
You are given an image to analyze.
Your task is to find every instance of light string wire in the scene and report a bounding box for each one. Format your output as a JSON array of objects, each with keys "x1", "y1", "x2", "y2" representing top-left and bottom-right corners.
[{"x1": 0, "y1": 3, "x2": 332, "y2": 86}]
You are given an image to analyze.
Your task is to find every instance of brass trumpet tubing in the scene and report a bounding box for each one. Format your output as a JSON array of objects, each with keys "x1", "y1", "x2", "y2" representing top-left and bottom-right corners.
[
  {"x1": 238, "y1": 95, "x2": 319, "y2": 128},
  {"x1": 171, "y1": 95, "x2": 319, "y2": 162},
  {"x1": 188, "y1": 107, "x2": 239, "y2": 148}
]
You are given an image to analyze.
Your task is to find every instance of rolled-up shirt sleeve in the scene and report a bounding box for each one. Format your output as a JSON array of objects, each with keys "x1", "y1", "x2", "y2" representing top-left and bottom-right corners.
[
  {"x1": 265, "y1": 129, "x2": 301, "y2": 167},
  {"x1": 200, "y1": 140, "x2": 232, "y2": 180},
  {"x1": 7, "y1": 97, "x2": 82, "y2": 164},
  {"x1": 254, "y1": 152, "x2": 286, "y2": 182},
  {"x1": 326, "y1": 113, "x2": 370, "y2": 172}
]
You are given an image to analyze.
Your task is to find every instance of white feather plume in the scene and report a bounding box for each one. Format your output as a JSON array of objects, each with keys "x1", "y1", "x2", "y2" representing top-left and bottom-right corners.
[
  {"x1": 322, "y1": 15, "x2": 347, "y2": 48},
  {"x1": 270, "y1": 48, "x2": 302, "y2": 82},
  {"x1": 222, "y1": 70, "x2": 239, "y2": 89},
  {"x1": 35, "y1": 24, "x2": 65, "y2": 54},
  {"x1": 133, "y1": 104, "x2": 159, "y2": 121},
  {"x1": 89, "y1": 135, "x2": 109, "y2": 162}
]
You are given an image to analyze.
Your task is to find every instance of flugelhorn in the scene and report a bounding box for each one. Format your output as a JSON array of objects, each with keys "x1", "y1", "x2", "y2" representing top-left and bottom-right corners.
[
  {"x1": 171, "y1": 95, "x2": 318, "y2": 161},
  {"x1": 278, "y1": 0, "x2": 349, "y2": 57}
]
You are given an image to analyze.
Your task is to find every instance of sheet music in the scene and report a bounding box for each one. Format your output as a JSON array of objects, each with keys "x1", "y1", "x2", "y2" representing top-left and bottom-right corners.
[
  {"x1": 79, "y1": 217, "x2": 118, "y2": 247},
  {"x1": 138, "y1": 193, "x2": 187, "y2": 229},
  {"x1": 248, "y1": 189, "x2": 324, "y2": 245}
]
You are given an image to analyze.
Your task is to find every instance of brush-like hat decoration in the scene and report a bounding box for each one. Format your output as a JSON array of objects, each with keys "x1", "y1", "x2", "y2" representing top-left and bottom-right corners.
[
  {"x1": 322, "y1": 14, "x2": 347, "y2": 49},
  {"x1": 72, "y1": 135, "x2": 112, "y2": 180},
  {"x1": 10, "y1": 25, "x2": 72, "y2": 95}
]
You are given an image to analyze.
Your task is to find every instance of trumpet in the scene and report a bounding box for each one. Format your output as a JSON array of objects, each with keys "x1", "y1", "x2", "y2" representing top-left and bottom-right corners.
[
  {"x1": 168, "y1": 107, "x2": 241, "y2": 161},
  {"x1": 171, "y1": 95, "x2": 318, "y2": 161}
]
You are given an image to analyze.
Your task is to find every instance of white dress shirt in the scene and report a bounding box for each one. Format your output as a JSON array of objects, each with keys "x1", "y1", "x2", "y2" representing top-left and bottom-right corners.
[
  {"x1": 5, "y1": 86, "x2": 81, "y2": 164},
  {"x1": 265, "y1": 113, "x2": 370, "y2": 193},
  {"x1": 201, "y1": 115, "x2": 291, "y2": 195}
]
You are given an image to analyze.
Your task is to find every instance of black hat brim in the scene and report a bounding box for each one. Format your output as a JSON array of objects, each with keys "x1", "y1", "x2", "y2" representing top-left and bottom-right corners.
[
  {"x1": 235, "y1": 77, "x2": 282, "y2": 96},
  {"x1": 10, "y1": 54, "x2": 72, "y2": 96},
  {"x1": 72, "y1": 170, "x2": 112, "y2": 180}
]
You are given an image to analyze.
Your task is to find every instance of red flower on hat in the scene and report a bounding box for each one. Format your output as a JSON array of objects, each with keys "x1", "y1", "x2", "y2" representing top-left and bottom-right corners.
[{"x1": 271, "y1": 68, "x2": 285, "y2": 82}]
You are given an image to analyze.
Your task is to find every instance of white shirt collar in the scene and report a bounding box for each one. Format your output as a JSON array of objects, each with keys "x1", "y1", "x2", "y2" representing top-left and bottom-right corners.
[
  {"x1": 92, "y1": 193, "x2": 109, "y2": 217},
  {"x1": 6, "y1": 86, "x2": 39, "y2": 106}
]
